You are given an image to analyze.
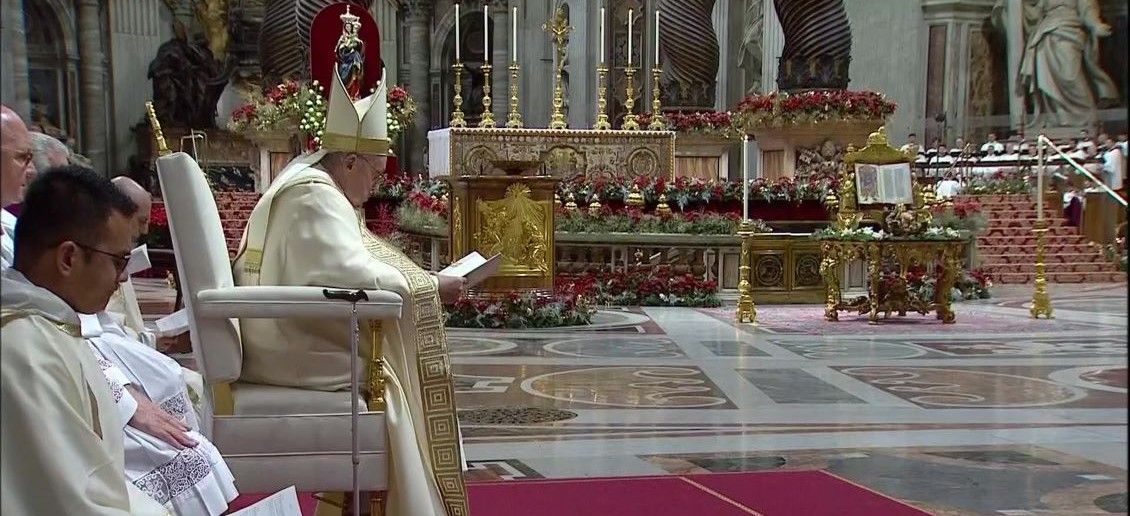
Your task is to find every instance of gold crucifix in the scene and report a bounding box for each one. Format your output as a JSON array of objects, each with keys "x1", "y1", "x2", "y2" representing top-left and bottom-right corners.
[{"x1": 543, "y1": 6, "x2": 572, "y2": 130}]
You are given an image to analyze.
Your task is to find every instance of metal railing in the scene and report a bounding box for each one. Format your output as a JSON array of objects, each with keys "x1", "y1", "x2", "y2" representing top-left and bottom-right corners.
[{"x1": 1037, "y1": 134, "x2": 1127, "y2": 207}]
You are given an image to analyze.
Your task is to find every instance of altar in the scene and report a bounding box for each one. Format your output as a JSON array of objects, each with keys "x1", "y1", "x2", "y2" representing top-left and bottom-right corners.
[{"x1": 427, "y1": 127, "x2": 675, "y2": 180}]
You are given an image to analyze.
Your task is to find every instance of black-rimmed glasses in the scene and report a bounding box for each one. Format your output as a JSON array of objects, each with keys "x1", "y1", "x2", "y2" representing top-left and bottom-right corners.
[{"x1": 73, "y1": 242, "x2": 131, "y2": 272}]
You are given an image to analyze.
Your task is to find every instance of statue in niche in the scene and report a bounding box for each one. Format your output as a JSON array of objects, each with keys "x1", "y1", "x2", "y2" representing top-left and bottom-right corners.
[
  {"x1": 992, "y1": 0, "x2": 1120, "y2": 130},
  {"x1": 335, "y1": 6, "x2": 365, "y2": 99},
  {"x1": 739, "y1": 0, "x2": 764, "y2": 95}
]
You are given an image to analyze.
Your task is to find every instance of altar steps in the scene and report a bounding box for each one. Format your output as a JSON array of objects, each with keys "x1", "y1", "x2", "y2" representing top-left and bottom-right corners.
[{"x1": 956, "y1": 194, "x2": 1124, "y2": 285}]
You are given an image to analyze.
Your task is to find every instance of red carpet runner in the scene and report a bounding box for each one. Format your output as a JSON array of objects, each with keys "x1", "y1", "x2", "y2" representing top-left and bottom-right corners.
[{"x1": 226, "y1": 470, "x2": 930, "y2": 515}]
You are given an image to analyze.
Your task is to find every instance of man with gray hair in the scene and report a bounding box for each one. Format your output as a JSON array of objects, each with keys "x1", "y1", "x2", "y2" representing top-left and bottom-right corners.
[{"x1": 29, "y1": 131, "x2": 70, "y2": 178}]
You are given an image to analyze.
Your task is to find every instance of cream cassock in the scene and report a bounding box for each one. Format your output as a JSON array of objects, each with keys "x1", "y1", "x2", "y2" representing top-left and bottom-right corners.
[{"x1": 0, "y1": 269, "x2": 169, "y2": 515}]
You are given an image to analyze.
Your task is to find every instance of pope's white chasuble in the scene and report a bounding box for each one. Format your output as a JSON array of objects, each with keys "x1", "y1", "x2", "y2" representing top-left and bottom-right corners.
[
  {"x1": 233, "y1": 153, "x2": 468, "y2": 516},
  {"x1": 1, "y1": 269, "x2": 169, "y2": 515}
]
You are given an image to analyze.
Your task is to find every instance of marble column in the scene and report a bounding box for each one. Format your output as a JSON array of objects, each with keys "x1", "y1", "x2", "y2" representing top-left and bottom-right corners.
[
  {"x1": 490, "y1": 0, "x2": 508, "y2": 123},
  {"x1": 1, "y1": 0, "x2": 30, "y2": 119},
  {"x1": 403, "y1": 0, "x2": 432, "y2": 173},
  {"x1": 370, "y1": 0, "x2": 399, "y2": 84},
  {"x1": 109, "y1": 0, "x2": 170, "y2": 172},
  {"x1": 922, "y1": 0, "x2": 994, "y2": 143},
  {"x1": 78, "y1": 0, "x2": 108, "y2": 173},
  {"x1": 760, "y1": 0, "x2": 784, "y2": 94}
]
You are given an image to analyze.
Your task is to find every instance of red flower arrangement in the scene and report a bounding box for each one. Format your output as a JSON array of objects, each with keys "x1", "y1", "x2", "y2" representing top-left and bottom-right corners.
[
  {"x1": 733, "y1": 90, "x2": 896, "y2": 129},
  {"x1": 637, "y1": 110, "x2": 737, "y2": 138}
]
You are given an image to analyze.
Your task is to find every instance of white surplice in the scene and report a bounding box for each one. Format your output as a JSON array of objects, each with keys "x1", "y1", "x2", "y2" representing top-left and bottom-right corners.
[
  {"x1": 80, "y1": 311, "x2": 238, "y2": 516},
  {"x1": 1, "y1": 208, "x2": 15, "y2": 270},
  {"x1": 232, "y1": 152, "x2": 468, "y2": 516},
  {"x1": 1, "y1": 268, "x2": 169, "y2": 515}
]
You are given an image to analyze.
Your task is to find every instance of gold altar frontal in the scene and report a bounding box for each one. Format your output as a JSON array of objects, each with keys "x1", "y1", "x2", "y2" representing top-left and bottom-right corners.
[
  {"x1": 428, "y1": 127, "x2": 676, "y2": 179},
  {"x1": 820, "y1": 239, "x2": 964, "y2": 324},
  {"x1": 448, "y1": 175, "x2": 558, "y2": 294}
]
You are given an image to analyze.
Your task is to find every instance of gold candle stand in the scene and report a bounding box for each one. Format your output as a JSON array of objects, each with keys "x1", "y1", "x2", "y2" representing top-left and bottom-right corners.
[
  {"x1": 450, "y1": 62, "x2": 467, "y2": 128},
  {"x1": 736, "y1": 219, "x2": 757, "y2": 323},
  {"x1": 647, "y1": 66, "x2": 666, "y2": 131},
  {"x1": 544, "y1": 6, "x2": 571, "y2": 130},
  {"x1": 594, "y1": 64, "x2": 612, "y2": 130},
  {"x1": 506, "y1": 62, "x2": 524, "y2": 128},
  {"x1": 1029, "y1": 220, "x2": 1054, "y2": 319},
  {"x1": 479, "y1": 64, "x2": 496, "y2": 128},
  {"x1": 622, "y1": 66, "x2": 640, "y2": 131}
]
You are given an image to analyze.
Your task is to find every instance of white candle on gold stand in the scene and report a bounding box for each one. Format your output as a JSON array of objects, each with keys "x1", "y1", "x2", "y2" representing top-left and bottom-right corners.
[
  {"x1": 742, "y1": 136, "x2": 750, "y2": 220},
  {"x1": 483, "y1": 5, "x2": 489, "y2": 56},
  {"x1": 512, "y1": 6, "x2": 518, "y2": 62},
  {"x1": 627, "y1": 9, "x2": 633, "y2": 65},
  {"x1": 454, "y1": 3, "x2": 461, "y2": 61},
  {"x1": 599, "y1": 7, "x2": 606, "y2": 63},
  {"x1": 1036, "y1": 136, "x2": 1045, "y2": 220},
  {"x1": 654, "y1": 10, "x2": 660, "y2": 63}
]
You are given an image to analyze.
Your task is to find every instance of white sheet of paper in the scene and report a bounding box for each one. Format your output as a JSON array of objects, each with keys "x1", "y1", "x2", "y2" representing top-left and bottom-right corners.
[
  {"x1": 154, "y1": 308, "x2": 190, "y2": 337},
  {"x1": 438, "y1": 252, "x2": 501, "y2": 287},
  {"x1": 228, "y1": 486, "x2": 301, "y2": 516},
  {"x1": 124, "y1": 244, "x2": 152, "y2": 276}
]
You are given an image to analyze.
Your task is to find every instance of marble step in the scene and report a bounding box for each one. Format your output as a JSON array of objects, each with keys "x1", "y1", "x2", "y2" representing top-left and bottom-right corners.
[
  {"x1": 993, "y1": 270, "x2": 1127, "y2": 284},
  {"x1": 976, "y1": 243, "x2": 1102, "y2": 256},
  {"x1": 981, "y1": 261, "x2": 1119, "y2": 274},
  {"x1": 981, "y1": 226, "x2": 1079, "y2": 237},
  {"x1": 956, "y1": 194, "x2": 1032, "y2": 203},
  {"x1": 979, "y1": 252, "x2": 1110, "y2": 265},
  {"x1": 977, "y1": 234, "x2": 1092, "y2": 246}
]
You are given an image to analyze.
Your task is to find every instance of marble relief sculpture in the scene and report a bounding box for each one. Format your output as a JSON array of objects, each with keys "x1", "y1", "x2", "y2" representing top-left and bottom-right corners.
[{"x1": 994, "y1": 0, "x2": 1120, "y2": 130}]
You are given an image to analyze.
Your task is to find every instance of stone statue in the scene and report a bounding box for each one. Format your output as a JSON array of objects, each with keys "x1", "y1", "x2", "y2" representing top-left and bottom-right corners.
[
  {"x1": 773, "y1": 0, "x2": 852, "y2": 90},
  {"x1": 738, "y1": 0, "x2": 764, "y2": 95},
  {"x1": 147, "y1": 22, "x2": 236, "y2": 128},
  {"x1": 993, "y1": 0, "x2": 1119, "y2": 130}
]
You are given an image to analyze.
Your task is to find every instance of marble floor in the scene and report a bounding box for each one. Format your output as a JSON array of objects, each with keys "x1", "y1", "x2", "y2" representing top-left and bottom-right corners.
[{"x1": 450, "y1": 284, "x2": 1128, "y2": 515}]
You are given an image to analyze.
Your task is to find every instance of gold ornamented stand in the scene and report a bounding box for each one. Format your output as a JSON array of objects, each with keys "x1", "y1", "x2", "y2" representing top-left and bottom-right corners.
[
  {"x1": 622, "y1": 66, "x2": 640, "y2": 131},
  {"x1": 736, "y1": 219, "x2": 758, "y2": 323},
  {"x1": 1030, "y1": 221, "x2": 1054, "y2": 318},
  {"x1": 544, "y1": 6, "x2": 571, "y2": 130},
  {"x1": 479, "y1": 64, "x2": 496, "y2": 128},
  {"x1": 594, "y1": 64, "x2": 612, "y2": 130},
  {"x1": 450, "y1": 62, "x2": 467, "y2": 128},
  {"x1": 506, "y1": 62, "x2": 523, "y2": 128},
  {"x1": 647, "y1": 66, "x2": 666, "y2": 131}
]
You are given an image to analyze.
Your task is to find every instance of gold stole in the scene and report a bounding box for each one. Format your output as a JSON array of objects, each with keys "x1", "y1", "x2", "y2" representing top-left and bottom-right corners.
[{"x1": 359, "y1": 228, "x2": 469, "y2": 516}]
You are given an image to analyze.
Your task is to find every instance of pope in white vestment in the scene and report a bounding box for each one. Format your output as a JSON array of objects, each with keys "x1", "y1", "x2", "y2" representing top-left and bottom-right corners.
[
  {"x1": 230, "y1": 6, "x2": 468, "y2": 515},
  {"x1": 1, "y1": 269, "x2": 169, "y2": 515}
]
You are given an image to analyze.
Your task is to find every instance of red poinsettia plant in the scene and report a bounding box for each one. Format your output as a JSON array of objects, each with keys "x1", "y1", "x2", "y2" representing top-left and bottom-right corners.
[
  {"x1": 637, "y1": 110, "x2": 737, "y2": 138},
  {"x1": 733, "y1": 90, "x2": 896, "y2": 129}
]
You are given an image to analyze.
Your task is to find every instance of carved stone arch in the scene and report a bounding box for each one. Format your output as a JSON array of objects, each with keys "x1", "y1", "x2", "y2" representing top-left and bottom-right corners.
[{"x1": 28, "y1": 0, "x2": 79, "y2": 59}]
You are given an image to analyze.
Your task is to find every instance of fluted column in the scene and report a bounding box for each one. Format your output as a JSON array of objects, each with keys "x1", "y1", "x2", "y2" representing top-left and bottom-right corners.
[
  {"x1": 370, "y1": 0, "x2": 398, "y2": 85},
  {"x1": 761, "y1": 0, "x2": 784, "y2": 93},
  {"x1": 1, "y1": 0, "x2": 30, "y2": 119},
  {"x1": 403, "y1": 0, "x2": 432, "y2": 173},
  {"x1": 79, "y1": 0, "x2": 108, "y2": 172},
  {"x1": 490, "y1": 0, "x2": 508, "y2": 122}
]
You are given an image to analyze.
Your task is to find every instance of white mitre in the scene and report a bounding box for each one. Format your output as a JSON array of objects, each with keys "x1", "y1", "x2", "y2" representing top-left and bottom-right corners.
[{"x1": 322, "y1": 68, "x2": 390, "y2": 156}]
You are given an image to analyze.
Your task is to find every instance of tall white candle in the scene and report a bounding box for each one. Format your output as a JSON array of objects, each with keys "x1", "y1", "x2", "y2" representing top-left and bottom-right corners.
[
  {"x1": 742, "y1": 136, "x2": 750, "y2": 220},
  {"x1": 627, "y1": 9, "x2": 633, "y2": 65},
  {"x1": 512, "y1": 7, "x2": 518, "y2": 62},
  {"x1": 654, "y1": 10, "x2": 660, "y2": 64},
  {"x1": 599, "y1": 7, "x2": 606, "y2": 64},
  {"x1": 483, "y1": 6, "x2": 489, "y2": 58},
  {"x1": 454, "y1": 3, "x2": 461, "y2": 61}
]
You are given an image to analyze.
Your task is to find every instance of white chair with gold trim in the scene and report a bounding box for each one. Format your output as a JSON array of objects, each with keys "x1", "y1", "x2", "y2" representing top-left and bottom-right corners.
[{"x1": 155, "y1": 146, "x2": 395, "y2": 514}]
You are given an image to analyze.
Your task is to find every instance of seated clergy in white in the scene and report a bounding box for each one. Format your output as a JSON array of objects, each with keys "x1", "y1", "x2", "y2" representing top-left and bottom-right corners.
[
  {"x1": 105, "y1": 176, "x2": 152, "y2": 337},
  {"x1": 80, "y1": 193, "x2": 236, "y2": 515},
  {"x1": 231, "y1": 6, "x2": 467, "y2": 515},
  {"x1": 1, "y1": 166, "x2": 168, "y2": 515}
]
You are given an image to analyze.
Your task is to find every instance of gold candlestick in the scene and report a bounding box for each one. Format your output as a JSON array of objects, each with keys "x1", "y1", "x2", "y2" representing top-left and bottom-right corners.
[
  {"x1": 647, "y1": 67, "x2": 666, "y2": 131},
  {"x1": 544, "y1": 6, "x2": 572, "y2": 130},
  {"x1": 506, "y1": 62, "x2": 523, "y2": 128},
  {"x1": 594, "y1": 64, "x2": 612, "y2": 130},
  {"x1": 479, "y1": 64, "x2": 496, "y2": 127},
  {"x1": 1030, "y1": 220, "x2": 1054, "y2": 319},
  {"x1": 622, "y1": 66, "x2": 640, "y2": 131},
  {"x1": 450, "y1": 63, "x2": 467, "y2": 128},
  {"x1": 736, "y1": 219, "x2": 758, "y2": 323}
]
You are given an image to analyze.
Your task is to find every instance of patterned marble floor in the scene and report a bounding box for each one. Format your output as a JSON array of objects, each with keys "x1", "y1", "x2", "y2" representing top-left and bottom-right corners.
[{"x1": 450, "y1": 284, "x2": 1128, "y2": 515}]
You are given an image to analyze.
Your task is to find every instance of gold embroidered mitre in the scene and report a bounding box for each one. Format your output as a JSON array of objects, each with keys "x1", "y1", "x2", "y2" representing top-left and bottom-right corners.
[{"x1": 322, "y1": 69, "x2": 390, "y2": 156}]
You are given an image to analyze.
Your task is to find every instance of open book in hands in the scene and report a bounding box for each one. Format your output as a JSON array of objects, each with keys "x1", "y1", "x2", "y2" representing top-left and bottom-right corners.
[{"x1": 438, "y1": 252, "x2": 501, "y2": 288}]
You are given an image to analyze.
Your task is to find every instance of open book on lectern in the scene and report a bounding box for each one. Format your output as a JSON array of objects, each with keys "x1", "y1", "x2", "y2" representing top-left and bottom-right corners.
[
  {"x1": 854, "y1": 162, "x2": 914, "y2": 205},
  {"x1": 438, "y1": 251, "x2": 501, "y2": 288}
]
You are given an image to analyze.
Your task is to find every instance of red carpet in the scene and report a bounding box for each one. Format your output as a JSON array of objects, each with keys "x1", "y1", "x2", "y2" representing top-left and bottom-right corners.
[{"x1": 225, "y1": 470, "x2": 930, "y2": 515}]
